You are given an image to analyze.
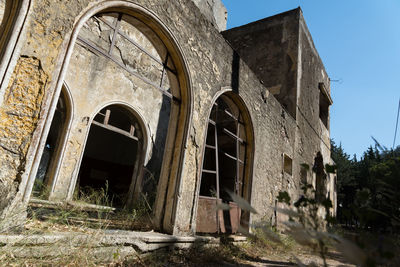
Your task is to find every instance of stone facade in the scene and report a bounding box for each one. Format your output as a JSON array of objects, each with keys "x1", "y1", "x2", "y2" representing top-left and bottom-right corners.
[{"x1": 0, "y1": 0, "x2": 335, "y2": 235}]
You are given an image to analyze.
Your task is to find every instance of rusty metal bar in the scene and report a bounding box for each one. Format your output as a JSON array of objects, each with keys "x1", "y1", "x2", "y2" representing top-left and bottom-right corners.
[
  {"x1": 218, "y1": 148, "x2": 244, "y2": 164},
  {"x1": 214, "y1": 104, "x2": 221, "y2": 233},
  {"x1": 130, "y1": 125, "x2": 135, "y2": 136},
  {"x1": 97, "y1": 15, "x2": 177, "y2": 75},
  {"x1": 235, "y1": 118, "x2": 240, "y2": 195},
  {"x1": 108, "y1": 13, "x2": 122, "y2": 55},
  {"x1": 222, "y1": 128, "x2": 246, "y2": 144},
  {"x1": 104, "y1": 109, "x2": 111, "y2": 125},
  {"x1": 224, "y1": 109, "x2": 244, "y2": 125},
  {"x1": 160, "y1": 53, "x2": 168, "y2": 88},
  {"x1": 202, "y1": 169, "x2": 217, "y2": 174},
  {"x1": 92, "y1": 121, "x2": 139, "y2": 141}
]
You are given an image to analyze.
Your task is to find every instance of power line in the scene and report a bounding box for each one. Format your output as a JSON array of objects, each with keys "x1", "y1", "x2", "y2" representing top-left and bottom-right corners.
[{"x1": 393, "y1": 98, "x2": 400, "y2": 149}]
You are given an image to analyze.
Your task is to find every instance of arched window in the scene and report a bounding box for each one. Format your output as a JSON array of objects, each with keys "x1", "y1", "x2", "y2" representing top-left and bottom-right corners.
[
  {"x1": 63, "y1": 11, "x2": 181, "y2": 208},
  {"x1": 197, "y1": 92, "x2": 253, "y2": 234},
  {"x1": 32, "y1": 88, "x2": 70, "y2": 198},
  {"x1": 25, "y1": 4, "x2": 191, "y2": 233},
  {"x1": 75, "y1": 105, "x2": 144, "y2": 208}
]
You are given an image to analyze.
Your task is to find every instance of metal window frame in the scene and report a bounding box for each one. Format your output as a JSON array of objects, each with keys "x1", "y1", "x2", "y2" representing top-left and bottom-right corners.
[
  {"x1": 76, "y1": 13, "x2": 180, "y2": 102},
  {"x1": 199, "y1": 98, "x2": 248, "y2": 232}
]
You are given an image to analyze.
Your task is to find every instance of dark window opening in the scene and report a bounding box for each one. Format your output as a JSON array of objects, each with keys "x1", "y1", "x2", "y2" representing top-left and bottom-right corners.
[
  {"x1": 75, "y1": 105, "x2": 143, "y2": 208},
  {"x1": 33, "y1": 90, "x2": 67, "y2": 198},
  {"x1": 319, "y1": 83, "x2": 331, "y2": 129},
  {"x1": 313, "y1": 152, "x2": 326, "y2": 202},
  {"x1": 197, "y1": 95, "x2": 248, "y2": 234}
]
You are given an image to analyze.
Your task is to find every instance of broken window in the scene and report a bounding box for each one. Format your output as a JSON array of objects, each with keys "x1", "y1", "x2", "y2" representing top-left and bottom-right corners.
[
  {"x1": 319, "y1": 83, "x2": 332, "y2": 129},
  {"x1": 61, "y1": 10, "x2": 184, "y2": 210},
  {"x1": 32, "y1": 89, "x2": 68, "y2": 198},
  {"x1": 76, "y1": 12, "x2": 176, "y2": 99},
  {"x1": 197, "y1": 94, "x2": 250, "y2": 234},
  {"x1": 76, "y1": 105, "x2": 143, "y2": 208}
]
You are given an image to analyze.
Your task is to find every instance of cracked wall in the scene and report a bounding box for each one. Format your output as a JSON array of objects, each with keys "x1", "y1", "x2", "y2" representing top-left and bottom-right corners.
[{"x1": 0, "y1": 56, "x2": 47, "y2": 230}]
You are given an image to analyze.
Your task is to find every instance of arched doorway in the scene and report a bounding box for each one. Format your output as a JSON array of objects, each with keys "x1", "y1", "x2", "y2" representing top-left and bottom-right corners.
[
  {"x1": 32, "y1": 87, "x2": 71, "y2": 198},
  {"x1": 75, "y1": 104, "x2": 144, "y2": 208},
  {"x1": 196, "y1": 92, "x2": 254, "y2": 234}
]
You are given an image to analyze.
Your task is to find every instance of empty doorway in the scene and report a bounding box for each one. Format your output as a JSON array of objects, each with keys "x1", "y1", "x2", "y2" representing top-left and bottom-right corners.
[
  {"x1": 197, "y1": 92, "x2": 253, "y2": 234},
  {"x1": 76, "y1": 105, "x2": 144, "y2": 208}
]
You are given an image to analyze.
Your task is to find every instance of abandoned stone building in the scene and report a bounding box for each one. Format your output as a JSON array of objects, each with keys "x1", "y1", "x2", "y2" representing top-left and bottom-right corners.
[{"x1": 0, "y1": 0, "x2": 336, "y2": 235}]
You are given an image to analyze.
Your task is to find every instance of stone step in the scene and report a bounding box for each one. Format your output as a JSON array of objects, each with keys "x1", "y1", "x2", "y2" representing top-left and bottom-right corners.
[{"x1": 0, "y1": 229, "x2": 220, "y2": 261}]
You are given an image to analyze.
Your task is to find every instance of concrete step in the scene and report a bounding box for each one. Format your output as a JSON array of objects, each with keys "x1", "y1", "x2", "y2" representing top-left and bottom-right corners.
[{"x1": 0, "y1": 229, "x2": 220, "y2": 262}]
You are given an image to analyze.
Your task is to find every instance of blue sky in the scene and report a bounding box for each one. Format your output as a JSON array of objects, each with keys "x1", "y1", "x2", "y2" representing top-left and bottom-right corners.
[{"x1": 222, "y1": 0, "x2": 400, "y2": 158}]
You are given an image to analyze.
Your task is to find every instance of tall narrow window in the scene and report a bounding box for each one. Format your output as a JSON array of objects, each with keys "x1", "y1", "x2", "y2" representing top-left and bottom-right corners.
[
  {"x1": 32, "y1": 90, "x2": 68, "y2": 198},
  {"x1": 76, "y1": 105, "x2": 144, "y2": 208},
  {"x1": 197, "y1": 93, "x2": 252, "y2": 234},
  {"x1": 313, "y1": 152, "x2": 326, "y2": 202}
]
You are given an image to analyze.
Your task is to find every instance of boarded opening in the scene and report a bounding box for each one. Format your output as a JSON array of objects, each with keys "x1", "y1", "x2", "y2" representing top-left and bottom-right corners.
[
  {"x1": 76, "y1": 105, "x2": 143, "y2": 208},
  {"x1": 197, "y1": 94, "x2": 249, "y2": 234}
]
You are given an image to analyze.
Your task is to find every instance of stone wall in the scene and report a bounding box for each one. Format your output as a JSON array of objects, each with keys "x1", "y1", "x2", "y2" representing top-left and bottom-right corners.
[
  {"x1": 222, "y1": 9, "x2": 300, "y2": 119},
  {"x1": 0, "y1": 0, "x2": 333, "y2": 234},
  {"x1": 191, "y1": 0, "x2": 227, "y2": 31},
  {"x1": 221, "y1": 7, "x2": 334, "y2": 217}
]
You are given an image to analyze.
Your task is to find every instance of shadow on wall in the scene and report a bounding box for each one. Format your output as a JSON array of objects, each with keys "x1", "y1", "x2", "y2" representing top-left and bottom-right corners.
[
  {"x1": 141, "y1": 94, "x2": 171, "y2": 207},
  {"x1": 231, "y1": 50, "x2": 240, "y2": 94}
]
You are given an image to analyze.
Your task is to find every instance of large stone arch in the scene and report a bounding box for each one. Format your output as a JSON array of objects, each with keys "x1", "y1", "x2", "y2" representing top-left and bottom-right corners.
[{"x1": 21, "y1": 1, "x2": 192, "y2": 233}]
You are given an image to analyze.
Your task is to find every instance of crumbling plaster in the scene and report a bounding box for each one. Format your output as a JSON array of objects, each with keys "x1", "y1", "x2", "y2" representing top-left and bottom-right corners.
[{"x1": 0, "y1": 1, "x2": 334, "y2": 234}]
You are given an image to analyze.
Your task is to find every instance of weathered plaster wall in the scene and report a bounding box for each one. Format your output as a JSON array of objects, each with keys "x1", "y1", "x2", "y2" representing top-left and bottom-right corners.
[
  {"x1": 0, "y1": 0, "x2": 333, "y2": 234},
  {"x1": 220, "y1": 8, "x2": 334, "y2": 217},
  {"x1": 52, "y1": 29, "x2": 170, "y2": 200},
  {"x1": 0, "y1": 56, "x2": 47, "y2": 230},
  {"x1": 191, "y1": 0, "x2": 227, "y2": 31},
  {"x1": 295, "y1": 11, "x2": 331, "y2": 187},
  {"x1": 222, "y1": 9, "x2": 299, "y2": 118}
]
